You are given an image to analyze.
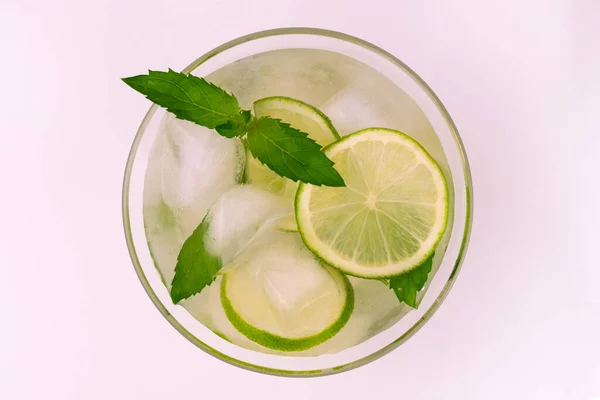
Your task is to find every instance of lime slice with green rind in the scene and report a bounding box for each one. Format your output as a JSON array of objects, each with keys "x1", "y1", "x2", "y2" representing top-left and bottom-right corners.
[
  {"x1": 296, "y1": 128, "x2": 449, "y2": 279},
  {"x1": 221, "y1": 231, "x2": 353, "y2": 351}
]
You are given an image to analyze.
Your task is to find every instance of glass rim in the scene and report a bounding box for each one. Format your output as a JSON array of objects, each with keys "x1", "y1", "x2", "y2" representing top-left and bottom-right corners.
[{"x1": 121, "y1": 27, "x2": 474, "y2": 377}]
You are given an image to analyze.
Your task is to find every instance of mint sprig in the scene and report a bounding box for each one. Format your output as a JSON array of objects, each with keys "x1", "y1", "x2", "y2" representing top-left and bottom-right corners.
[
  {"x1": 122, "y1": 70, "x2": 345, "y2": 187},
  {"x1": 123, "y1": 69, "x2": 347, "y2": 302},
  {"x1": 388, "y1": 253, "x2": 434, "y2": 308},
  {"x1": 170, "y1": 215, "x2": 221, "y2": 304}
]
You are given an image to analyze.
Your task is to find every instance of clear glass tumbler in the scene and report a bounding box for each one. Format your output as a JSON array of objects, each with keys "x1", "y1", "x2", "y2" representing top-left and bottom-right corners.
[{"x1": 122, "y1": 27, "x2": 473, "y2": 377}]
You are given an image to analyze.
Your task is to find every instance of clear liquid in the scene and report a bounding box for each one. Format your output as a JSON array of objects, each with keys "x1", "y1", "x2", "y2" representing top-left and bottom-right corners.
[{"x1": 142, "y1": 48, "x2": 453, "y2": 356}]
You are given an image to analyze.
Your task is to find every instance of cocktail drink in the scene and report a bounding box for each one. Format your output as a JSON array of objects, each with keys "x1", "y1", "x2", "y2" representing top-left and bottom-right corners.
[{"x1": 123, "y1": 29, "x2": 472, "y2": 375}]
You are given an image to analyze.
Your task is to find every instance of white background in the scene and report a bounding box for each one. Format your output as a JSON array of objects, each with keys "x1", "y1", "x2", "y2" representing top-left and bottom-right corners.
[{"x1": 1, "y1": 0, "x2": 599, "y2": 399}]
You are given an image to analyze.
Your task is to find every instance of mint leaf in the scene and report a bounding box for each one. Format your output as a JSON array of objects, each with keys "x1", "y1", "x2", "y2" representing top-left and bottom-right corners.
[
  {"x1": 122, "y1": 69, "x2": 247, "y2": 133},
  {"x1": 389, "y1": 253, "x2": 434, "y2": 308},
  {"x1": 246, "y1": 117, "x2": 345, "y2": 187},
  {"x1": 170, "y1": 216, "x2": 220, "y2": 304}
]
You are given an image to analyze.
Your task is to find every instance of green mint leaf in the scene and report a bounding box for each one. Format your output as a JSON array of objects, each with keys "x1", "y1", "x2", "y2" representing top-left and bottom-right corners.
[
  {"x1": 389, "y1": 253, "x2": 434, "y2": 308},
  {"x1": 216, "y1": 110, "x2": 252, "y2": 138},
  {"x1": 122, "y1": 69, "x2": 244, "y2": 130},
  {"x1": 170, "y1": 216, "x2": 221, "y2": 304},
  {"x1": 246, "y1": 117, "x2": 345, "y2": 187}
]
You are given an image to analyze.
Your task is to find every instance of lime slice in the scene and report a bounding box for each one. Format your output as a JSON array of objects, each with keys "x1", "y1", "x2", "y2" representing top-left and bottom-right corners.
[
  {"x1": 254, "y1": 96, "x2": 340, "y2": 145},
  {"x1": 296, "y1": 128, "x2": 449, "y2": 278},
  {"x1": 244, "y1": 96, "x2": 340, "y2": 196},
  {"x1": 221, "y1": 231, "x2": 353, "y2": 351}
]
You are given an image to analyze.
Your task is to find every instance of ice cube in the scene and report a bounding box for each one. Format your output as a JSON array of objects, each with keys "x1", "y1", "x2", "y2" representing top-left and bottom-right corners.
[
  {"x1": 159, "y1": 114, "x2": 244, "y2": 234},
  {"x1": 320, "y1": 75, "x2": 432, "y2": 137},
  {"x1": 207, "y1": 49, "x2": 352, "y2": 109},
  {"x1": 204, "y1": 185, "x2": 291, "y2": 264},
  {"x1": 320, "y1": 73, "x2": 452, "y2": 178},
  {"x1": 258, "y1": 250, "x2": 331, "y2": 314}
]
